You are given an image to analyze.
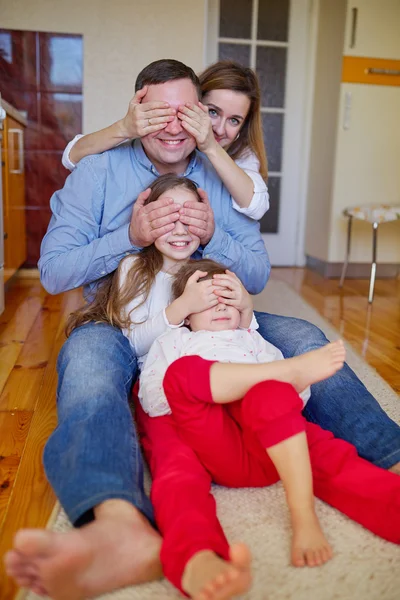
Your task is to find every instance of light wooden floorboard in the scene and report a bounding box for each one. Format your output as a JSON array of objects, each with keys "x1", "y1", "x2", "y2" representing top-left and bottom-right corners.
[{"x1": 0, "y1": 269, "x2": 398, "y2": 599}]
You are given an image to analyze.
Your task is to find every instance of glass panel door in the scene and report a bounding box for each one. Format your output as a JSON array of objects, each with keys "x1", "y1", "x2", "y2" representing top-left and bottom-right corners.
[{"x1": 207, "y1": 0, "x2": 311, "y2": 265}]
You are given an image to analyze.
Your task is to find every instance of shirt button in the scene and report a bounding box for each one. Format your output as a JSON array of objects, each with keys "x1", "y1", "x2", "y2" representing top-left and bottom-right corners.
[
  {"x1": 101, "y1": 271, "x2": 106, "y2": 275},
  {"x1": 204, "y1": 254, "x2": 209, "y2": 258}
]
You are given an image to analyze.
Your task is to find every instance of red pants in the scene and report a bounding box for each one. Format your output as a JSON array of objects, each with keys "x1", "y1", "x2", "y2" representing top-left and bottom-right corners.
[{"x1": 136, "y1": 356, "x2": 400, "y2": 593}]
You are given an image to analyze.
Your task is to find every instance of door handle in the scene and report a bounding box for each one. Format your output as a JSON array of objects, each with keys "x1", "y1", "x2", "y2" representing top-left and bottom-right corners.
[
  {"x1": 349, "y1": 7, "x2": 358, "y2": 49},
  {"x1": 8, "y1": 128, "x2": 24, "y2": 174}
]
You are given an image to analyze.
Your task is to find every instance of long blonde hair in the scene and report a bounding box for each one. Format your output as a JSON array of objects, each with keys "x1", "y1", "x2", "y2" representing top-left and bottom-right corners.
[
  {"x1": 199, "y1": 60, "x2": 268, "y2": 179},
  {"x1": 66, "y1": 174, "x2": 202, "y2": 337}
]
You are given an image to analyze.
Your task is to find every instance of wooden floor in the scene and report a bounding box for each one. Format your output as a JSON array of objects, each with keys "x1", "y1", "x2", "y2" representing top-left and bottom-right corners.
[{"x1": 0, "y1": 268, "x2": 399, "y2": 599}]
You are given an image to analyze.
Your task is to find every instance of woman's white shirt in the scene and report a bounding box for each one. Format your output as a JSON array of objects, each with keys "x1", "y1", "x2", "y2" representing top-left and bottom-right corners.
[
  {"x1": 62, "y1": 137, "x2": 269, "y2": 220},
  {"x1": 234, "y1": 150, "x2": 269, "y2": 220}
]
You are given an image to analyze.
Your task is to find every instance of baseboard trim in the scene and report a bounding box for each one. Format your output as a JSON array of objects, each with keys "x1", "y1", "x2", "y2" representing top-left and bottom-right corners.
[
  {"x1": 15, "y1": 268, "x2": 40, "y2": 279},
  {"x1": 306, "y1": 256, "x2": 400, "y2": 279}
]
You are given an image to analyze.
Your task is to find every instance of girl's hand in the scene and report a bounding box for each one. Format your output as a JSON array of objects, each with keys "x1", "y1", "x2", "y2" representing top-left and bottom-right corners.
[
  {"x1": 178, "y1": 102, "x2": 217, "y2": 154},
  {"x1": 180, "y1": 270, "x2": 219, "y2": 315},
  {"x1": 119, "y1": 87, "x2": 176, "y2": 139},
  {"x1": 212, "y1": 270, "x2": 253, "y2": 314}
]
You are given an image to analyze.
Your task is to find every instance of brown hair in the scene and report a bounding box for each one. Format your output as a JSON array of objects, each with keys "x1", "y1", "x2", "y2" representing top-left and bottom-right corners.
[
  {"x1": 171, "y1": 258, "x2": 227, "y2": 302},
  {"x1": 199, "y1": 60, "x2": 268, "y2": 179},
  {"x1": 66, "y1": 174, "x2": 202, "y2": 337},
  {"x1": 135, "y1": 59, "x2": 202, "y2": 99}
]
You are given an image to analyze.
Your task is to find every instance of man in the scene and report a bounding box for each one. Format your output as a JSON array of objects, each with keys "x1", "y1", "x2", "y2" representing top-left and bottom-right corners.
[{"x1": 5, "y1": 59, "x2": 400, "y2": 600}]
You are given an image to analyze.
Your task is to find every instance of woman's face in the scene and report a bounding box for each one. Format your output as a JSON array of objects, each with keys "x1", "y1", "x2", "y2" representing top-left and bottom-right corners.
[{"x1": 202, "y1": 89, "x2": 251, "y2": 149}]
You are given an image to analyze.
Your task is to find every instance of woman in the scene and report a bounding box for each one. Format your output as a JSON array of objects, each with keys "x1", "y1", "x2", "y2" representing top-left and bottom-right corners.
[{"x1": 62, "y1": 61, "x2": 269, "y2": 220}]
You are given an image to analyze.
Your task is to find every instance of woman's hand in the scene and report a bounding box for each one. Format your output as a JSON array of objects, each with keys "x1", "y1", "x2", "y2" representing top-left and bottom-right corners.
[
  {"x1": 118, "y1": 87, "x2": 176, "y2": 139},
  {"x1": 178, "y1": 102, "x2": 217, "y2": 154}
]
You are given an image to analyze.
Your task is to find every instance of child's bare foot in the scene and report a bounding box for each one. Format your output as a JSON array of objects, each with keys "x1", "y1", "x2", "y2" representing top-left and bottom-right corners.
[
  {"x1": 4, "y1": 500, "x2": 162, "y2": 600},
  {"x1": 290, "y1": 508, "x2": 333, "y2": 568},
  {"x1": 285, "y1": 340, "x2": 346, "y2": 393},
  {"x1": 182, "y1": 543, "x2": 252, "y2": 600}
]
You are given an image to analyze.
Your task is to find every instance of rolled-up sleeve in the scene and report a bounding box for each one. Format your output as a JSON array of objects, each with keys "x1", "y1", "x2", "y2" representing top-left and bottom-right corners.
[{"x1": 233, "y1": 152, "x2": 270, "y2": 220}]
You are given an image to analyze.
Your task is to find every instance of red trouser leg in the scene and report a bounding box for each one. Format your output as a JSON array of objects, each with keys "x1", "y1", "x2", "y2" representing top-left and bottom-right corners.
[
  {"x1": 163, "y1": 355, "x2": 306, "y2": 487},
  {"x1": 164, "y1": 356, "x2": 400, "y2": 545},
  {"x1": 135, "y1": 399, "x2": 229, "y2": 594},
  {"x1": 306, "y1": 422, "x2": 400, "y2": 544}
]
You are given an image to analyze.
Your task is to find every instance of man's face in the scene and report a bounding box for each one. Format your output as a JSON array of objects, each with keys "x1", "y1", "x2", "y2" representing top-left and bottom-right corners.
[{"x1": 141, "y1": 79, "x2": 198, "y2": 175}]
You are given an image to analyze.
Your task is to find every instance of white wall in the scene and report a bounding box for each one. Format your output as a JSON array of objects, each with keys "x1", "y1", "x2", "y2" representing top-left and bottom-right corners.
[
  {"x1": 304, "y1": 0, "x2": 347, "y2": 262},
  {"x1": 0, "y1": 0, "x2": 206, "y2": 132}
]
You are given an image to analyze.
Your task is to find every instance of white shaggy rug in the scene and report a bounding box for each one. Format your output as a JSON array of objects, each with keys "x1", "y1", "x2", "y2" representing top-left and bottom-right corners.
[{"x1": 24, "y1": 280, "x2": 400, "y2": 600}]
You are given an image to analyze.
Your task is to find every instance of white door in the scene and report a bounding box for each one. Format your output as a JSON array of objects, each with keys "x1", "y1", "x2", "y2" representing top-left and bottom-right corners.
[{"x1": 206, "y1": 0, "x2": 312, "y2": 265}]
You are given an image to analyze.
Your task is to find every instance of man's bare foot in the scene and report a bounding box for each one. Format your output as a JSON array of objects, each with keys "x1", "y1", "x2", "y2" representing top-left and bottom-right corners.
[
  {"x1": 389, "y1": 462, "x2": 400, "y2": 475},
  {"x1": 182, "y1": 544, "x2": 252, "y2": 600},
  {"x1": 4, "y1": 500, "x2": 162, "y2": 600},
  {"x1": 290, "y1": 508, "x2": 333, "y2": 568},
  {"x1": 283, "y1": 340, "x2": 346, "y2": 394}
]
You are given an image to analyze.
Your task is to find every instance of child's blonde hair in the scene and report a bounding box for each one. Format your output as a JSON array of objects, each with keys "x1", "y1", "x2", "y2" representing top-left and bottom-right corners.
[{"x1": 66, "y1": 174, "x2": 202, "y2": 337}]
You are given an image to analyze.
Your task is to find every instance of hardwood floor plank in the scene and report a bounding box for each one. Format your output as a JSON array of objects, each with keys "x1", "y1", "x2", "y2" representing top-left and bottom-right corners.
[
  {"x1": 0, "y1": 289, "x2": 46, "y2": 395},
  {"x1": 0, "y1": 411, "x2": 33, "y2": 529},
  {"x1": 0, "y1": 288, "x2": 83, "y2": 599},
  {"x1": 271, "y1": 268, "x2": 400, "y2": 393},
  {"x1": 0, "y1": 294, "x2": 72, "y2": 411}
]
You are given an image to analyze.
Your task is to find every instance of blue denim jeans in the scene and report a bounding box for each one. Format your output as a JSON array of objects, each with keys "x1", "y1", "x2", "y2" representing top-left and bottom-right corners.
[
  {"x1": 43, "y1": 322, "x2": 154, "y2": 526},
  {"x1": 254, "y1": 311, "x2": 400, "y2": 469},
  {"x1": 44, "y1": 314, "x2": 400, "y2": 526}
]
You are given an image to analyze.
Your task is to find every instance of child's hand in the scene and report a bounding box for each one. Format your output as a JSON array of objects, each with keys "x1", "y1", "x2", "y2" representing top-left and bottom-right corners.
[
  {"x1": 180, "y1": 270, "x2": 219, "y2": 315},
  {"x1": 177, "y1": 102, "x2": 217, "y2": 154},
  {"x1": 212, "y1": 270, "x2": 253, "y2": 314}
]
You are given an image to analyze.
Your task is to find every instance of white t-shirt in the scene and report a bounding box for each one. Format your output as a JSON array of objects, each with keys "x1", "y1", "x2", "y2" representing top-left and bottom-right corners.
[
  {"x1": 139, "y1": 327, "x2": 311, "y2": 417},
  {"x1": 62, "y1": 136, "x2": 269, "y2": 220}
]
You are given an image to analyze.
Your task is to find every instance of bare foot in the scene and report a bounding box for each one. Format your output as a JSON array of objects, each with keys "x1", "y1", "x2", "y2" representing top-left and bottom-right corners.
[
  {"x1": 284, "y1": 340, "x2": 346, "y2": 393},
  {"x1": 4, "y1": 500, "x2": 162, "y2": 600},
  {"x1": 182, "y1": 544, "x2": 252, "y2": 600},
  {"x1": 290, "y1": 508, "x2": 333, "y2": 568},
  {"x1": 389, "y1": 462, "x2": 400, "y2": 475}
]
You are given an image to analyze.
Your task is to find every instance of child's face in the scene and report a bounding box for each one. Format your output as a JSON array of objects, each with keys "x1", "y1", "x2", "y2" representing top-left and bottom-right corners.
[
  {"x1": 154, "y1": 187, "x2": 201, "y2": 270},
  {"x1": 187, "y1": 301, "x2": 241, "y2": 332}
]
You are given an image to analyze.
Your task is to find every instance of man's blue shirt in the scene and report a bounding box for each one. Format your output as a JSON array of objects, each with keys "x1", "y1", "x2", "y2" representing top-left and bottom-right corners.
[{"x1": 39, "y1": 140, "x2": 270, "y2": 296}]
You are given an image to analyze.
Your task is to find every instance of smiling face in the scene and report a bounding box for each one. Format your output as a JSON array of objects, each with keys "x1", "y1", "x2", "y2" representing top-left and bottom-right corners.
[
  {"x1": 154, "y1": 186, "x2": 201, "y2": 272},
  {"x1": 187, "y1": 301, "x2": 241, "y2": 332},
  {"x1": 203, "y1": 89, "x2": 251, "y2": 149},
  {"x1": 141, "y1": 79, "x2": 198, "y2": 175}
]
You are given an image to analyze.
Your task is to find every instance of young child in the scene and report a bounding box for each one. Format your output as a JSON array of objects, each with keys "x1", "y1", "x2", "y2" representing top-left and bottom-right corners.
[
  {"x1": 66, "y1": 175, "x2": 400, "y2": 600},
  {"x1": 135, "y1": 259, "x2": 400, "y2": 599}
]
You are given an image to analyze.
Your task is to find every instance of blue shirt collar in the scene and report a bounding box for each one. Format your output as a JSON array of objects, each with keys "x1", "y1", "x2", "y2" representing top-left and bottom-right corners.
[{"x1": 132, "y1": 139, "x2": 199, "y2": 177}]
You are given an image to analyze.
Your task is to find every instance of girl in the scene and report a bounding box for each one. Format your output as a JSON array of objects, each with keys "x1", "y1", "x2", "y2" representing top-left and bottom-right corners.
[
  {"x1": 66, "y1": 174, "x2": 400, "y2": 600},
  {"x1": 62, "y1": 60, "x2": 269, "y2": 221}
]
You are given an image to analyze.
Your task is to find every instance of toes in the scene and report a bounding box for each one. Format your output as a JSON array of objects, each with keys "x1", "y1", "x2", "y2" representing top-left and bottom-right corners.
[
  {"x1": 14, "y1": 529, "x2": 54, "y2": 558},
  {"x1": 305, "y1": 549, "x2": 317, "y2": 567},
  {"x1": 229, "y1": 543, "x2": 252, "y2": 570},
  {"x1": 291, "y1": 549, "x2": 306, "y2": 567}
]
